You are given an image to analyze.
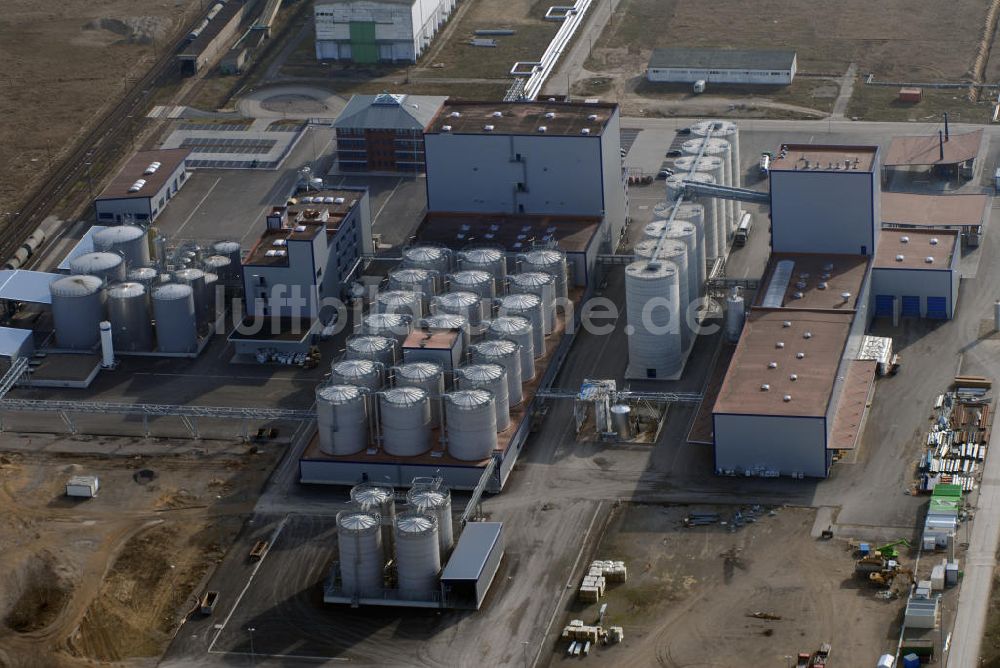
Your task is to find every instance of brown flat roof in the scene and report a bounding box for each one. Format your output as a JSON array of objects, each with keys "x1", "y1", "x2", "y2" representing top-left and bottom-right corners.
[
  {"x1": 97, "y1": 148, "x2": 190, "y2": 200},
  {"x1": 755, "y1": 253, "x2": 869, "y2": 311},
  {"x1": 418, "y1": 212, "x2": 600, "y2": 253},
  {"x1": 882, "y1": 192, "x2": 988, "y2": 228},
  {"x1": 828, "y1": 359, "x2": 877, "y2": 450},
  {"x1": 874, "y1": 228, "x2": 957, "y2": 270},
  {"x1": 403, "y1": 328, "x2": 459, "y2": 350},
  {"x1": 884, "y1": 130, "x2": 982, "y2": 167},
  {"x1": 426, "y1": 100, "x2": 616, "y2": 137},
  {"x1": 289, "y1": 189, "x2": 364, "y2": 236},
  {"x1": 770, "y1": 144, "x2": 877, "y2": 173},
  {"x1": 714, "y1": 310, "x2": 855, "y2": 418},
  {"x1": 245, "y1": 220, "x2": 324, "y2": 266}
]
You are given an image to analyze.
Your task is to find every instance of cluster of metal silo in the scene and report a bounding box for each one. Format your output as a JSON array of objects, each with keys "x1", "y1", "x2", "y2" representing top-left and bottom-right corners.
[
  {"x1": 457, "y1": 247, "x2": 506, "y2": 288},
  {"x1": 361, "y1": 312, "x2": 412, "y2": 345},
  {"x1": 401, "y1": 244, "x2": 452, "y2": 275},
  {"x1": 455, "y1": 363, "x2": 510, "y2": 431},
  {"x1": 444, "y1": 389, "x2": 498, "y2": 460},
  {"x1": 496, "y1": 293, "x2": 545, "y2": 357},
  {"x1": 422, "y1": 313, "x2": 471, "y2": 348},
  {"x1": 486, "y1": 316, "x2": 534, "y2": 381},
  {"x1": 470, "y1": 339, "x2": 522, "y2": 406},
  {"x1": 317, "y1": 384, "x2": 369, "y2": 456},
  {"x1": 624, "y1": 259, "x2": 682, "y2": 380},
  {"x1": 431, "y1": 290, "x2": 484, "y2": 327},
  {"x1": 509, "y1": 272, "x2": 556, "y2": 334},
  {"x1": 376, "y1": 290, "x2": 424, "y2": 319},
  {"x1": 93, "y1": 225, "x2": 150, "y2": 268},
  {"x1": 345, "y1": 334, "x2": 398, "y2": 368},
  {"x1": 379, "y1": 387, "x2": 432, "y2": 457},
  {"x1": 690, "y1": 120, "x2": 741, "y2": 237}
]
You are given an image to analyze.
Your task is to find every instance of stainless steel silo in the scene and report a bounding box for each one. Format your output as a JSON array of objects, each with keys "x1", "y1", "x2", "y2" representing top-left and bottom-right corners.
[
  {"x1": 401, "y1": 245, "x2": 452, "y2": 275},
  {"x1": 470, "y1": 339, "x2": 523, "y2": 406},
  {"x1": 444, "y1": 390, "x2": 498, "y2": 461},
  {"x1": 457, "y1": 247, "x2": 506, "y2": 288},
  {"x1": 70, "y1": 251, "x2": 126, "y2": 284},
  {"x1": 152, "y1": 283, "x2": 198, "y2": 353},
  {"x1": 447, "y1": 270, "x2": 494, "y2": 301},
  {"x1": 337, "y1": 511, "x2": 384, "y2": 596},
  {"x1": 331, "y1": 359, "x2": 384, "y2": 390},
  {"x1": 93, "y1": 225, "x2": 149, "y2": 267},
  {"x1": 106, "y1": 282, "x2": 153, "y2": 351},
  {"x1": 379, "y1": 387, "x2": 432, "y2": 456},
  {"x1": 431, "y1": 290, "x2": 485, "y2": 327},
  {"x1": 394, "y1": 512, "x2": 441, "y2": 600},
  {"x1": 518, "y1": 249, "x2": 568, "y2": 302},
  {"x1": 487, "y1": 316, "x2": 534, "y2": 381},
  {"x1": 127, "y1": 266, "x2": 158, "y2": 288},
  {"x1": 509, "y1": 272, "x2": 556, "y2": 333},
  {"x1": 394, "y1": 361, "x2": 445, "y2": 427},
  {"x1": 345, "y1": 335, "x2": 398, "y2": 368},
  {"x1": 454, "y1": 363, "x2": 510, "y2": 431},
  {"x1": 421, "y1": 313, "x2": 470, "y2": 349},
  {"x1": 173, "y1": 268, "x2": 210, "y2": 330},
  {"x1": 361, "y1": 312, "x2": 412, "y2": 345},
  {"x1": 406, "y1": 486, "x2": 454, "y2": 555},
  {"x1": 49, "y1": 274, "x2": 105, "y2": 349},
  {"x1": 317, "y1": 384, "x2": 369, "y2": 455},
  {"x1": 496, "y1": 293, "x2": 545, "y2": 357},
  {"x1": 212, "y1": 241, "x2": 243, "y2": 281}
]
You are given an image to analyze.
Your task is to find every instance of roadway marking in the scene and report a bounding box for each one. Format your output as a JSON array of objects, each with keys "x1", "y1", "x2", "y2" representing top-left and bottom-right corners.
[
  {"x1": 372, "y1": 178, "x2": 404, "y2": 228},
  {"x1": 207, "y1": 515, "x2": 290, "y2": 653},
  {"x1": 531, "y1": 500, "x2": 604, "y2": 668},
  {"x1": 173, "y1": 177, "x2": 222, "y2": 237}
]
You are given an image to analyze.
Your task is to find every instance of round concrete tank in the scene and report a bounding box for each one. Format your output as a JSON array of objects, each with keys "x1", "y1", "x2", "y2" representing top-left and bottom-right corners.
[
  {"x1": 455, "y1": 363, "x2": 510, "y2": 431},
  {"x1": 152, "y1": 283, "x2": 198, "y2": 353},
  {"x1": 509, "y1": 272, "x2": 556, "y2": 334},
  {"x1": 421, "y1": 313, "x2": 470, "y2": 348},
  {"x1": 487, "y1": 316, "x2": 534, "y2": 381},
  {"x1": 394, "y1": 361, "x2": 445, "y2": 426},
  {"x1": 70, "y1": 251, "x2": 126, "y2": 284},
  {"x1": 625, "y1": 260, "x2": 682, "y2": 380},
  {"x1": 394, "y1": 512, "x2": 441, "y2": 600},
  {"x1": 173, "y1": 268, "x2": 210, "y2": 330},
  {"x1": 345, "y1": 335, "x2": 397, "y2": 368},
  {"x1": 445, "y1": 389, "x2": 497, "y2": 460},
  {"x1": 518, "y1": 249, "x2": 568, "y2": 303},
  {"x1": 94, "y1": 225, "x2": 149, "y2": 268},
  {"x1": 362, "y1": 312, "x2": 412, "y2": 345},
  {"x1": 610, "y1": 404, "x2": 633, "y2": 439},
  {"x1": 496, "y1": 292, "x2": 545, "y2": 357},
  {"x1": 106, "y1": 282, "x2": 153, "y2": 351},
  {"x1": 457, "y1": 247, "x2": 506, "y2": 288},
  {"x1": 380, "y1": 387, "x2": 431, "y2": 456},
  {"x1": 448, "y1": 270, "x2": 494, "y2": 302},
  {"x1": 50, "y1": 275, "x2": 106, "y2": 350},
  {"x1": 725, "y1": 287, "x2": 746, "y2": 343},
  {"x1": 402, "y1": 245, "x2": 452, "y2": 275},
  {"x1": 407, "y1": 487, "x2": 454, "y2": 555},
  {"x1": 337, "y1": 511, "x2": 384, "y2": 596},
  {"x1": 388, "y1": 268, "x2": 439, "y2": 303},
  {"x1": 375, "y1": 290, "x2": 424, "y2": 319},
  {"x1": 470, "y1": 338, "x2": 522, "y2": 406},
  {"x1": 317, "y1": 384, "x2": 368, "y2": 455},
  {"x1": 331, "y1": 358, "x2": 383, "y2": 391},
  {"x1": 431, "y1": 290, "x2": 484, "y2": 327},
  {"x1": 127, "y1": 266, "x2": 158, "y2": 288},
  {"x1": 633, "y1": 239, "x2": 691, "y2": 350}
]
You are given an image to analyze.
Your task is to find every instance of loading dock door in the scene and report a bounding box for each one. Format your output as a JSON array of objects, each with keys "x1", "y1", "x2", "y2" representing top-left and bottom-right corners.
[
  {"x1": 349, "y1": 22, "x2": 378, "y2": 63},
  {"x1": 926, "y1": 296, "x2": 948, "y2": 319},
  {"x1": 901, "y1": 295, "x2": 921, "y2": 318},
  {"x1": 874, "y1": 295, "x2": 894, "y2": 318}
]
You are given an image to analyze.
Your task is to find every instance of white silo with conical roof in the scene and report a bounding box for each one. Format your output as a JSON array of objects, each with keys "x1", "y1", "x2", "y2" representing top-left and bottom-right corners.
[
  {"x1": 394, "y1": 511, "x2": 441, "y2": 600},
  {"x1": 337, "y1": 511, "x2": 384, "y2": 596},
  {"x1": 445, "y1": 390, "x2": 497, "y2": 460},
  {"x1": 625, "y1": 260, "x2": 682, "y2": 380}
]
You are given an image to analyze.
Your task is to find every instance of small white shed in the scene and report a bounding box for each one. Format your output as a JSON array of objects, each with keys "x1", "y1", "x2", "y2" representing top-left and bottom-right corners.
[{"x1": 66, "y1": 475, "x2": 99, "y2": 498}]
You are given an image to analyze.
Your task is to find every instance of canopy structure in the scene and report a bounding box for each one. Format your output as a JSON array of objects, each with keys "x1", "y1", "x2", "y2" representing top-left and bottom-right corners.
[
  {"x1": 0, "y1": 327, "x2": 33, "y2": 359},
  {"x1": 0, "y1": 270, "x2": 61, "y2": 304},
  {"x1": 882, "y1": 192, "x2": 988, "y2": 229},
  {"x1": 884, "y1": 130, "x2": 982, "y2": 167}
]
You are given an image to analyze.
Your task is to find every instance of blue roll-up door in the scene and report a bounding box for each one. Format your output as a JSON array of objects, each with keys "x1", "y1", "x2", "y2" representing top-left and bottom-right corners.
[
  {"x1": 901, "y1": 296, "x2": 921, "y2": 317},
  {"x1": 874, "y1": 295, "x2": 894, "y2": 317},
  {"x1": 926, "y1": 296, "x2": 948, "y2": 319}
]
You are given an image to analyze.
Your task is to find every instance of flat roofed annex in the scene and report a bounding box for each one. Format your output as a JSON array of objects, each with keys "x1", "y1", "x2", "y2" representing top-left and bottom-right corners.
[
  {"x1": 874, "y1": 228, "x2": 957, "y2": 270},
  {"x1": 97, "y1": 148, "x2": 190, "y2": 200},
  {"x1": 755, "y1": 253, "x2": 869, "y2": 311},
  {"x1": 770, "y1": 144, "x2": 877, "y2": 173},
  {"x1": 426, "y1": 101, "x2": 616, "y2": 136}
]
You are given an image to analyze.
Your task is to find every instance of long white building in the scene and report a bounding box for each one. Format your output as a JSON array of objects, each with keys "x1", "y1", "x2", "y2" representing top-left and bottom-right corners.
[
  {"x1": 647, "y1": 48, "x2": 797, "y2": 85},
  {"x1": 314, "y1": 0, "x2": 455, "y2": 63}
]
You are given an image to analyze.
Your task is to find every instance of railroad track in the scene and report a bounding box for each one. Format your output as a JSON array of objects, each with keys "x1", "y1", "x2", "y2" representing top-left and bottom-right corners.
[{"x1": 0, "y1": 21, "x2": 195, "y2": 263}]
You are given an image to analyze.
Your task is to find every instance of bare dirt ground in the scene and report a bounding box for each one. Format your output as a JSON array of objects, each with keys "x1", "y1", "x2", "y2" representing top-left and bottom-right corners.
[
  {"x1": 580, "y1": 0, "x2": 991, "y2": 118},
  {"x1": 0, "y1": 443, "x2": 281, "y2": 667},
  {"x1": 0, "y1": 0, "x2": 200, "y2": 221},
  {"x1": 545, "y1": 504, "x2": 905, "y2": 667}
]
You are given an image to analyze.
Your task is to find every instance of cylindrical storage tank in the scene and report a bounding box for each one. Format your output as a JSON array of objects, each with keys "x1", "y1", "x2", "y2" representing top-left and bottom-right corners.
[
  {"x1": 470, "y1": 339, "x2": 522, "y2": 406},
  {"x1": 331, "y1": 359, "x2": 383, "y2": 391},
  {"x1": 448, "y1": 270, "x2": 494, "y2": 302},
  {"x1": 518, "y1": 249, "x2": 568, "y2": 303},
  {"x1": 659, "y1": 220, "x2": 700, "y2": 305},
  {"x1": 657, "y1": 202, "x2": 707, "y2": 290},
  {"x1": 509, "y1": 272, "x2": 556, "y2": 334},
  {"x1": 682, "y1": 136, "x2": 735, "y2": 235},
  {"x1": 691, "y1": 119, "x2": 740, "y2": 189},
  {"x1": 336, "y1": 511, "x2": 383, "y2": 596},
  {"x1": 444, "y1": 389, "x2": 498, "y2": 460},
  {"x1": 610, "y1": 404, "x2": 633, "y2": 440},
  {"x1": 725, "y1": 287, "x2": 746, "y2": 343},
  {"x1": 394, "y1": 361, "x2": 445, "y2": 426},
  {"x1": 422, "y1": 313, "x2": 470, "y2": 349},
  {"x1": 496, "y1": 293, "x2": 545, "y2": 357},
  {"x1": 487, "y1": 316, "x2": 534, "y2": 381},
  {"x1": 625, "y1": 260, "x2": 682, "y2": 380},
  {"x1": 106, "y1": 282, "x2": 153, "y2": 351},
  {"x1": 674, "y1": 155, "x2": 727, "y2": 252},
  {"x1": 380, "y1": 387, "x2": 431, "y2": 456},
  {"x1": 202, "y1": 254, "x2": 232, "y2": 279},
  {"x1": 407, "y1": 487, "x2": 454, "y2": 555},
  {"x1": 127, "y1": 266, "x2": 158, "y2": 288},
  {"x1": 173, "y1": 268, "x2": 210, "y2": 329},
  {"x1": 633, "y1": 239, "x2": 691, "y2": 350},
  {"x1": 70, "y1": 252, "x2": 126, "y2": 284},
  {"x1": 457, "y1": 248, "x2": 506, "y2": 289},
  {"x1": 152, "y1": 283, "x2": 198, "y2": 353},
  {"x1": 375, "y1": 290, "x2": 424, "y2": 319},
  {"x1": 431, "y1": 290, "x2": 484, "y2": 327},
  {"x1": 643, "y1": 220, "x2": 670, "y2": 241},
  {"x1": 666, "y1": 172, "x2": 720, "y2": 260},
  {"x1": 317, "y1": 384, "x2": 368, "y2": 455},
  {"x1": 394, "y1": 512, "x2": 441, "y2": 600},
  {"x1": 455, "y1": 363, "x2": 509, "y2": 431},
  {"x1": 212, "y1": 240, "x2": 243, "y2": 281},
  {"x1": 93, "y1": 225, "x2": 149, "y2": 267},
  {"x1": 388, "y1": 268, "x2": 439, "y2": 302},
  {"x1": 50, "y1": 275, "x2": 105, "y2": 349},
  {"x1": 402, "y1": 245, "x2": 452, "y2": 275},
  {"x1": 350, "y1": 484, "x2": 396, "y2": 523},
  {"x1": 362, "y1": 312, "x2": 412, "y2": 345},
  {"x1": 345, "y1": 335, "x2": 397, "y2": 368}
]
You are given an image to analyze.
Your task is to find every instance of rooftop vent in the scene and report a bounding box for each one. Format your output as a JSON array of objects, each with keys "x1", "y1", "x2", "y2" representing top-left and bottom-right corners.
[
  {"x1": 776, "y1": 341, "x2": 785, "y2": 349},
  {"x1": 930, "y1": 237, "x2": 939, "y2": 245},
  {"x1": 895, "y1": 254, "x2": 905, "y2": 262},
  {"x1": 442, "y1": 125, "x2": 452, "y2": 132},
  {"x1": 900, "y1": 235, "x2": 910, "y2": 243},
  {"x1": 537, "y1": 126, "x2": 547, "y2": 133},
  {"x1": 581, "y1": 128, "x2": 591, "y2": 135},
  {"x1": 789, "y1": 374, "x2": 798, "y2": 381},
  {"x1": 491, "y1": 111, "x2": 503, "y2": 118},
  {"x1": 803, "y1": 331, "x2": 813, "y2": 339},
  {"x1": 796, "y1": 352, "x2": 805, "y2": 359},
  {"x1": 840, "y1": 292, "x2": 851, "y2": 302},
  {"x1": 760, "y1": 384, "x2": 770, "y2": 391},
  {"x1": 783, "y1": 394, "x2": 792, "y2": 402},
  {"x1": 484, "y1": 124, "x2": 494, "y2": 132},
  {"x1": 272, "y1": 239, "x2": 287, "y2": 247},
  {"x1": 143, "y1": 162, "x2": 161, "y2": 175},
  {"x1": 768, "y1": 361, "x2": 777, "y2": 369},
  {"x1": 925, "y1": 256, "x2": 935, "y2": 263}
]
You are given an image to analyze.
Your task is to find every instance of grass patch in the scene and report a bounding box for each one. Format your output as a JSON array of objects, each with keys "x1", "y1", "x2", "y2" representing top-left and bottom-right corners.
[
  {"x1": 847, "y1": 85, "x2": 992, "y2": 123},
  {"x1": 419, "y1": 22, "x2": 558, "y2": 79},
  {"x1": 187, "y1": 74, "x2": 242, "y2": 111}
]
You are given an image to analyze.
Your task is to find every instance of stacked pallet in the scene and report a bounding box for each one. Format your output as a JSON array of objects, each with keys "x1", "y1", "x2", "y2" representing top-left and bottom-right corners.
[
  {"x1": 561, "y1": 620, "x2": 601, "y2": 644},
  {"x1": 578, "y1": 559, "x2": 627, "y2": 601}
]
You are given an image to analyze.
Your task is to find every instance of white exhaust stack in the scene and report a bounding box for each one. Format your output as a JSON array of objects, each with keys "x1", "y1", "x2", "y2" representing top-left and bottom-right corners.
[{"x1": 99, "y1": 321, "x2": 115, "y2": 368}]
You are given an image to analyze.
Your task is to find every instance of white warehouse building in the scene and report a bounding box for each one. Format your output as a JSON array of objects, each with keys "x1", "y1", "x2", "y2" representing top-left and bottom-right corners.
[
  {"x1": 94, "y1": 148, "x2": 190, "y2": 225},
  {"x1": 314, "y1": 0, "x2": 456, "y2": 63},
  {"x1": 647, "y1": 48, "x2": 797, "y2": 85}
]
